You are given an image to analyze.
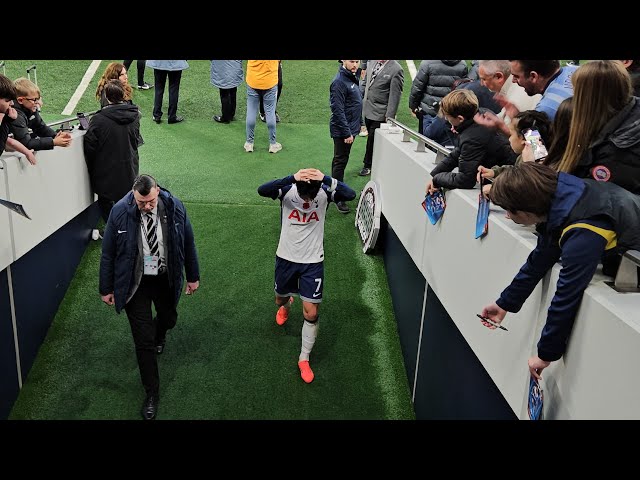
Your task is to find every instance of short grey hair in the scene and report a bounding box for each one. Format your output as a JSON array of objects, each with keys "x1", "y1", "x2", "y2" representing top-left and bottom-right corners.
[{"x1": 479, "y1": 60, "x2": 511, "y2": 76}]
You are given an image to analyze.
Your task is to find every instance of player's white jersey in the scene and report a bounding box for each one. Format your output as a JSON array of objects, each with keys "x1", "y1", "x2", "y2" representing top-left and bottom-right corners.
[{"x1": 276, "y1": 184, "x2": 328, "y2": 264}]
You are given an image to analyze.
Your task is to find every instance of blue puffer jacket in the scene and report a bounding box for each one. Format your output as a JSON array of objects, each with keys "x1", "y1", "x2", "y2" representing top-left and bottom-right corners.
[
  {"x1": 329, "y1": 66, "x2": 362, "y2": 138},
  {"x1": 99, "y1": 188, "x2": 200, "y2": 313}
]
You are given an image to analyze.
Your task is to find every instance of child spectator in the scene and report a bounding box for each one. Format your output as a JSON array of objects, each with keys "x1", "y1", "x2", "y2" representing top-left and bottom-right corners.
[
  {"x1": 426, "y1": 89, "x2": 516, "y2": 193},
  {"x1": 10, "y1": 78, "x2": 71, "y2": 151},
  {"x1": 477, "y1": 110, "x2": 551, "y2": 196}
]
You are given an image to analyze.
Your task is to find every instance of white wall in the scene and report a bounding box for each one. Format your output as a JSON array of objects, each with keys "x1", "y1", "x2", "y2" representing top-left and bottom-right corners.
[
  {"x1": 372, "y1": 128, "x2": 640, "y2": 419},
  {"x1": 0, "y1": 130, "x2": 92, "y2": 267}
]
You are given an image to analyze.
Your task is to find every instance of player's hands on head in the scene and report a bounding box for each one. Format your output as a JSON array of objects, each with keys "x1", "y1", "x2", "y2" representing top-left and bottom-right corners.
[
  {"x1": 295, "y1": 168, "x2": 324, "y2": 183},
  {"x1": 307, "y1": 169, "x2": 324, "y2": 181}
]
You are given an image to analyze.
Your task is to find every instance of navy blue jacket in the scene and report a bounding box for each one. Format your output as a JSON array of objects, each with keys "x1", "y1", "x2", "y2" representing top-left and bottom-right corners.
[
  {"x1": 99, "y1": 188, "x2": 200, "y2": 313},
  {"x1": 329, "y1": 66, "x2": 362, "y2": 139},
  {"x1": 497, "y1": 173, "x2": 640, "y2": 361}
]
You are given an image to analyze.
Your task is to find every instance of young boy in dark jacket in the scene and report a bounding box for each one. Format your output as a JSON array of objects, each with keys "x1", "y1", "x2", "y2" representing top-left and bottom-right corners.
[
  {"x1": 10, "y1": 78, "x2": 72, "y2": 151},
  {"x1": 426, "y1": 89, "x2": 516, "y2": 194}
]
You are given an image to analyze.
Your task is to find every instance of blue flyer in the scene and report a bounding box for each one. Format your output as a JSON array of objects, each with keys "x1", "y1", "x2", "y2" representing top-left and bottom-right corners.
[
  {"x1": 422, "y1": 191, "x2": 446, "y2": 225},
  {"x1": 475, "y1": 192, "x2": 489, "y2": 238},
  {"x1": 528, "y1": 374, "x2": 544, "y2": 420}
]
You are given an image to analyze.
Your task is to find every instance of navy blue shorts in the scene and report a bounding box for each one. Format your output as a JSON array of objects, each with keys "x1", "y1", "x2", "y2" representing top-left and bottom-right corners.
[{"x1": 274, "y1": 256, "x2": 324, "y2": 304}]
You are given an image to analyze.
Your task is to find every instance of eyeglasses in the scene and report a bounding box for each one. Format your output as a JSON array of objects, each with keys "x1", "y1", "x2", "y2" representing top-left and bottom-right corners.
[{"x1": 24, "y1": 97, "x2": 41, "y2": 102}]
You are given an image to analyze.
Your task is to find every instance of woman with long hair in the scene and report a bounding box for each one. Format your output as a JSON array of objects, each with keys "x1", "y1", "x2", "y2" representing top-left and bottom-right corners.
[
  {"x1": 543, "y1": 97, "x2": 573, "y2": 169},
  {"x1": 556, "y1": 60, "x2": 640, "y2": 194},
  {"x1": 96, "y1": 62, "x2": 134, "y2": 107}
]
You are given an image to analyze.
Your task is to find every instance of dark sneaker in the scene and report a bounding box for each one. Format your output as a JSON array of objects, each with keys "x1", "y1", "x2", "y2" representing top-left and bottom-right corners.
[
  {"x1": 358, "y1": 167, "x2": 371, "y2": 176},
  {"x1": 275, "y1": 112, "x2": 281, "y2": 123},
  {"x1": 137, "y1": 82, "x2": 154, "y2": 90},
  {"x1": 336, "y1": 201, "x2": 350, "y2": 214},
  {"x1": 259, "y1": 113, "x2": 266, "y2": 122}
]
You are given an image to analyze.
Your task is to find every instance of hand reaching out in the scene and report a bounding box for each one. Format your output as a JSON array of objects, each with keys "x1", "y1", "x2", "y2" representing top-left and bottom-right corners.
[
  {"x1": 477, "y1": 165, "x2": 495, "y2": 183},
  {"x1": 480, "y1": 302, "x2": 507, "y2": 329},
  {"x1": 494, "y1": 93, "x2": 520, "y2": 119}
]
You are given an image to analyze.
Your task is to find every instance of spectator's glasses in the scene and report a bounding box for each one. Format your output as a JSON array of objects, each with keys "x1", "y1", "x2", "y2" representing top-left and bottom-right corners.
[{"x1": 23, "y1": 97, "x2": 41, "y2": 103}]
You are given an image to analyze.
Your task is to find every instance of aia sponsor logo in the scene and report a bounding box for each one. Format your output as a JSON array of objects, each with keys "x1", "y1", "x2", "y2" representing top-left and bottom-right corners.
[{"x1": 288, "y1": 209, "x2": 319, "y2": 223}]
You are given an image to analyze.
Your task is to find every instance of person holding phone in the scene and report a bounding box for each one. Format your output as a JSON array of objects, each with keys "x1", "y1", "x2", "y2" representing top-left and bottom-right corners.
[{"x1": 477, "y1": 110, "x2": 551, "y2": 198}]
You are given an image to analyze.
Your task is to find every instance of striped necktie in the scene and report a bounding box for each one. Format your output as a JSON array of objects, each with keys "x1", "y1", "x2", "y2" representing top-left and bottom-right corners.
[
  {"x1": 145, "y1": 213, "x2": 159, "y2": 258},
  {"x1": 368, "y1": 60, "x2": 385, "y2": 86}
]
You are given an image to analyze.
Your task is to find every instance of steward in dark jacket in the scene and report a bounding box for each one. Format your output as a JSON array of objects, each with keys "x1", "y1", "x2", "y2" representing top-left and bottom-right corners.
[
  {"x1": 99, "y1": 175, "x2": 200, "y2": 420},
  {"x1": 99, "y1": 186, "x2": 200, "y2": 314},
  {"x1": 329, "y1": 64, "x2": 362, "y2": 139}
]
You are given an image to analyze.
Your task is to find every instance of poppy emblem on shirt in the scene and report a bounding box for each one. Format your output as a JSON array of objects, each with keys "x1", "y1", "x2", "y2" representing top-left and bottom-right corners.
[
  {"x1": 303, "y1": 202, "x2": 310, "y2": 209},
  {"x1": 592, "y1": 165, "x2": 611, "y2": 182}
]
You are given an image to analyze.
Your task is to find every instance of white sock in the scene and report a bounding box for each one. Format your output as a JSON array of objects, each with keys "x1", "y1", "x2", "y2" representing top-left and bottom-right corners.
[{"x1": 299, "y1": 319, "x2": 318, "y2": 362}]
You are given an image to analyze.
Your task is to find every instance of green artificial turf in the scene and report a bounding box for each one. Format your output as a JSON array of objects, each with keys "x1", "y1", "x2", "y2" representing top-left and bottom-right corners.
[{"x1": 8, "y1": 60, "x2": 418, "y2": 420}]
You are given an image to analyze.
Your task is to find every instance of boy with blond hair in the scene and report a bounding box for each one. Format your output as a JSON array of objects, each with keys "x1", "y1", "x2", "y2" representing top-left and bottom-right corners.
[{"x1": 10, "y1": 77, "x2": 71, "y2": 151}]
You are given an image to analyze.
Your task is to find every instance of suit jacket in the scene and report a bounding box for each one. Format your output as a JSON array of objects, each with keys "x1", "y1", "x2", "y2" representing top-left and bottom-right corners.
[
  {"x1": 100, "y1": 188, "x2": 200, "y2": 313},
  {"x1": 363, "y1": 60, "x2": 404, "y2": 122}
]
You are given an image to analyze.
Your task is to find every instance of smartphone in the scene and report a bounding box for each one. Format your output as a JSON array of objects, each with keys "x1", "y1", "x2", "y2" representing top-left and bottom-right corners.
[
  {"x1": 77, "y1": 112, "x2": 90, "y2": 130},
  {"x1": 523, "y1": 128, "x2": 548, "y2": 162}
]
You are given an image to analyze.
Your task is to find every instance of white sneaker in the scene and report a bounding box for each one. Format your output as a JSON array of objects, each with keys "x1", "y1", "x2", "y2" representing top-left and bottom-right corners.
[
  {"x1": 269, "y1": 142, "x2": 282, "y2": 154},
  {"x1": 359, "y1": 126, "x2": 368, "y2": 137},
  {"x1": 244, "y1": 142, "x2": 254, "y2": 153},
  {"x1": 91, "y1": 229, "x2": 103, "y2": 240}
]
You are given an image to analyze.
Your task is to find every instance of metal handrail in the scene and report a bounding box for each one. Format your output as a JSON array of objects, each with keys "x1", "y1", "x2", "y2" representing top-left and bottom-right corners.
[
  {"x1": 613, "y1": 250, "x2": 640, "y2": 292},
  {"x1": 47, "y1": 110, "x2": 99, "y2": 130},
  {"x1": 386, "y1": 117, "x2": 453, "y2": 164}
]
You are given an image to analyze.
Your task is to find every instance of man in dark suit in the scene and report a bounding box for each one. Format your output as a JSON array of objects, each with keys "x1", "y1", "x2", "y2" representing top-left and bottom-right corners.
[
  {"x1": 359, "y1": 60, "x2": 404, "y2": 176},
  {"x1": 99, "y1": 174, "x2": 200, "y2": 420}
]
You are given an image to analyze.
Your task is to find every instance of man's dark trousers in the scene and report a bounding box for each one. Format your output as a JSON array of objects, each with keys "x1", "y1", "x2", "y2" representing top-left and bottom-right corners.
[{"x1": 124, "y1": 272, "x2": 177, "y2": 396}]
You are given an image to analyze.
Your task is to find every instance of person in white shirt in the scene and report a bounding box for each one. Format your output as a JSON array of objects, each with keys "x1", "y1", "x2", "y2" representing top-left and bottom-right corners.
[{"x1": 257, "y1": 168, "x2": 356, "y2": 383}]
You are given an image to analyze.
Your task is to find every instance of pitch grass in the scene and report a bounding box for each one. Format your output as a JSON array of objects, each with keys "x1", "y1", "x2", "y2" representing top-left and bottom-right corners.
[{"x1": 8, "y1": 60, "x2": 416, "y2": 419}]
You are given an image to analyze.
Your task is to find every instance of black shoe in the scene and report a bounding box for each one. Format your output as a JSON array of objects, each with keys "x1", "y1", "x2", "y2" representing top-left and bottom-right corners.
[
  {"x1": 156, "y1": 337, "x2": 166, "y2": 355},
  {"x1": 168, "y1": 116, "x2": 184, "y2": 124},
  {"x1": 358, "y1": 167, "x2": 371, "y2": 176},
  {"x1": 213, "y1": 115, "x2": 230, "y2": 124},
  {"x1": 152, "y1": 116, "x2": 162, "y2": 124},
  {"x1": 275, "y1": 112, "x2": 281, "y2": 123},
  {"x1": 259, "y1": 113, "x2": 266, "y2": 122},
  {"x1": 336, "y1": 201, "x2": 350, "y2": 214},
  {"x1": 141, "y1": 395, "x2": 158, "y2": 420},
  {"x1": 137, "y1": 82, "x2": 154, "y2": 90}
]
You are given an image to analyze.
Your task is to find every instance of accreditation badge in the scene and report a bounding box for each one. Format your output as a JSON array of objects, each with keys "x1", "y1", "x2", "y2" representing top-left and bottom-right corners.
[{"x1": 144, "y1": 255, "x2": 160, "y2": 275}]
